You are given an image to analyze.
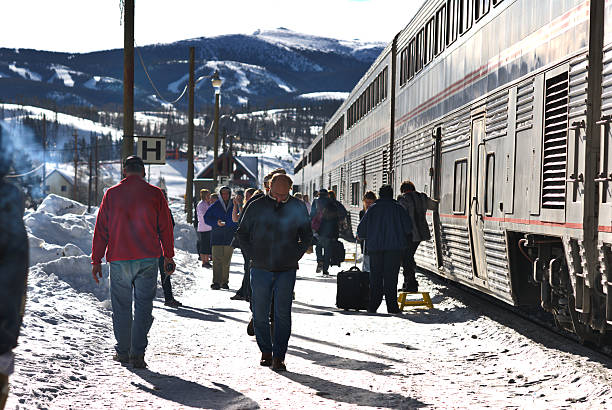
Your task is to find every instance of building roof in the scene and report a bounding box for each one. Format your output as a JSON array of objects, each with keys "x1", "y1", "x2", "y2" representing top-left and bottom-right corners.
[{"x1": 47, "y1": 168, "x2": 74, "y2": 185}]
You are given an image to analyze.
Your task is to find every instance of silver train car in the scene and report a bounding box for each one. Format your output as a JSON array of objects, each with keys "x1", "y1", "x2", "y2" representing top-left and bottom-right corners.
[{"x1": 294, "y1": 0, "x2": 612, "y2": 343}]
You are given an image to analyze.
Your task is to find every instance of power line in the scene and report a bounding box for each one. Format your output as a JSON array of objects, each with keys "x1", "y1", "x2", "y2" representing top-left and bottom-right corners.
[
  {"x1": 5, "y1": 163, "x2": 45, "y2": 178},
  {"x1": 135, "y1": 42, "x2": 189, "y2": 105}
]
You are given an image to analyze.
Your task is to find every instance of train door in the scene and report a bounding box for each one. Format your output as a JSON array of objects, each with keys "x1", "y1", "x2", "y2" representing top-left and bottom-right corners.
[{"x1": 468, "y1": 116, "x2": 489, "y2": 285}]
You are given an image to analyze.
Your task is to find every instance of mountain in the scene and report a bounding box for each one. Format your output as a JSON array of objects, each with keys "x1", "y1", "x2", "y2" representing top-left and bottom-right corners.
[{"x1": 0, "y1": 28, "x2": 385, "y2": 110}]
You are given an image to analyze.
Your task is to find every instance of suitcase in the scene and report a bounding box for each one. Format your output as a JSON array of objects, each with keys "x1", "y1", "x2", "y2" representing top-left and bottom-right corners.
[
  {"x1": 329, "y1": 240, "x2": 345, "y2": 266},
  {"x1": 336, "y1": 240, "x2": 369, "y2": 311}
]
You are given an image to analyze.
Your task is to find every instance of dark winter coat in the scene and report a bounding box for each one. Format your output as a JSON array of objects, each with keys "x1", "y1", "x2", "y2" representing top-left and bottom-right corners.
[
  {"x1": 230, "y1": 192, "x2": 264, "y2": 249},
  {"x1": 0, "y1": 181, "x2": 28, "y2": 354},
  {"x1": 310, "y1": 195, "x2": 331, "y2": 220},
  {"x1": 237, "y1": 195, "x2": 313, "y2": 272},
  {"x1": 318, "y1": 200, "x2": 339, "y2": 239},
  {"x1": 204, "y1": 199, "x2": 238, "y2": 246},
  {"x1": 398, "y1": 192, "x2": 437, "y2": 242},
  {"x1": 357, "y1": 198, "x2": 413, "y2": 254}
]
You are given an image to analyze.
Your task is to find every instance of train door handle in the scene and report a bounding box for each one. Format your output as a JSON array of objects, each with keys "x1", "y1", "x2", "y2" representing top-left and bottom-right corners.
[
  {"x1": 596, "y1": 115, "x2": 612, "y2": 126},
  {"x1": 595, "y1": 173, "x2": 612, "y2": 183},
  {"x1": 566, "y1": 173, "x2": 584, "y2": 183}
]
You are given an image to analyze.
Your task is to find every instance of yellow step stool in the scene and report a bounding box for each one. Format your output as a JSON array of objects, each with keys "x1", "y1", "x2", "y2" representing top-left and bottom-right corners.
[
  {"x1": 344, "y1": 252, "x2": 356, "y2": 262},
  {"x1": 397, "y1": 292, "x2": 434, "y2": 310}
]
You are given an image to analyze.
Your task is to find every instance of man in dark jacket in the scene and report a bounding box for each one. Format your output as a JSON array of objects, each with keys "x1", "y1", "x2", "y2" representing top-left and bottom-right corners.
[
  {"x1": 357, "y1": 185, "x2": 412, "y2": 314},
  {"x1": 0, "y1": 162, "x2": 28, "y2": 409},
  {"x1": 204, "y1": 186, "x2": 237, "y2": 290},
  {"x1": 237, "y1": 174, "x2": 312, "y2": 371},
  {"x1": 317, "y1": 199, "x2": 339, "y2": 276},
  {"x1": 397, "y1": 180, "x2": 438, "y2": 292},
  {"x1": 310, "y1": 189, "x2": 332, "y2": 273}
]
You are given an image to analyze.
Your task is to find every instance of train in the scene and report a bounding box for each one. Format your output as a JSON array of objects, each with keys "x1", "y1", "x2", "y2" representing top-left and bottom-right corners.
[{"x1": 293, "y1": 0, "x2": 612, "y2": 343}]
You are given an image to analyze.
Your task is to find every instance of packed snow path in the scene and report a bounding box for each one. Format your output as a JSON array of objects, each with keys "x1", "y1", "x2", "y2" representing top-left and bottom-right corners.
[{"x1": 8, "y1": 197, "x2": 612, "y2": 408}]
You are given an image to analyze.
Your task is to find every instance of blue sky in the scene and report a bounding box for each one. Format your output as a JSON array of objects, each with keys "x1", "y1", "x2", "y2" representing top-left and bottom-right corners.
[{"x1": 0, "y1": 0, "x2": 426, "y2": 53}]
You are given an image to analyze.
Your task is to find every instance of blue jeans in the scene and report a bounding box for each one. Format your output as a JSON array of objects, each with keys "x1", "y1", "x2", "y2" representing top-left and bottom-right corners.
[
  {"x1": 110, "y1": 258, "x2": 158, "y2": 357},
  {"x1": 250, "y1": 268, "x2": 296, "y2": 360},
  {"x1": 317, "y1": 237, "x2": 333, "y2": 273}
]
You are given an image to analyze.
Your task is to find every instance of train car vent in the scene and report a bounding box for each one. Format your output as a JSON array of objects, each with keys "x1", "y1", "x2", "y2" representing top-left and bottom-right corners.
[{"x1": 541, "y1": 72, "x2": 569, "y2": 210}]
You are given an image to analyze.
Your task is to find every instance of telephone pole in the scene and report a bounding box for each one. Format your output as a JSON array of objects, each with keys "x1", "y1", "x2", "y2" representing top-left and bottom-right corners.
[
  {"x1": 88, "y1": 143, "x2": 93, "y2": 213},
  {"x1": 94, "y1": 133, "x2": 99, "y2": 204},
  {"x1": 185, "y1": 46, "x2": 195, "y2": 222},
  {"x1": 42, "y1": 114, "x2": 47, "y2": 197},
  {"x1": 73, "y1": 129, "x2": 78, "y2": 201},
  {"x1": 121, "y1": 0, "x2": 135, "y2": 165}
]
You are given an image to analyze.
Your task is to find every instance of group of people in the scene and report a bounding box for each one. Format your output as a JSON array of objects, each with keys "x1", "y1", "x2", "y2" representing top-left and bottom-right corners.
[{"x1": 356, "y1": 181, "x2": 437, "y2": 313}]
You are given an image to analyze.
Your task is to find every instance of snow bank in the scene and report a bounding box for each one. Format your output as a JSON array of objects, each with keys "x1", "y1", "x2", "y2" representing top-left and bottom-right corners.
[{"x1": 37, "y1": 194, "x2": 88, "y2": 216}]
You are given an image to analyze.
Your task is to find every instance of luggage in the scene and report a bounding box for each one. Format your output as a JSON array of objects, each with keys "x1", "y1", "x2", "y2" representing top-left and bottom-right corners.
[
  {"x1": 336, "y1": 240, "x2": 369, "y2": 311},
  {"x1": 329, "y1": 240, "x2": 345, "y2": 266}
]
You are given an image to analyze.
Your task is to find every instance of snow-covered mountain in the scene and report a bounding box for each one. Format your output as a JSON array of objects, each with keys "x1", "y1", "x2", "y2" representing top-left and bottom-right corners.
[{"x1": 0, "y1": 28, "x2": 385, "y2": 109}]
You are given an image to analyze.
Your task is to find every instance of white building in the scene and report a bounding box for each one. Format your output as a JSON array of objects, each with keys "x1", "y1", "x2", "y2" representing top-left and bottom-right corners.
[{"x1": 44, "y1": 169, "x2": 74, "y2": 199}]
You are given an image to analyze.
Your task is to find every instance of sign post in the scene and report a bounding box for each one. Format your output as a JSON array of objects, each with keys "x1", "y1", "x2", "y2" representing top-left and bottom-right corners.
[{"x1": 136, "y1": 136, "x2": 166, "y2": 165}]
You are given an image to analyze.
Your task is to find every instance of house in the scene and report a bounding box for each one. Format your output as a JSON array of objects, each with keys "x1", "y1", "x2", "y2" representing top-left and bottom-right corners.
[
  {"x1": 44, "y1": 169, "x2": 74, "y2": 199},
  {"x1": 195, "y1": 152, "x2": 259, "y2": 189}
]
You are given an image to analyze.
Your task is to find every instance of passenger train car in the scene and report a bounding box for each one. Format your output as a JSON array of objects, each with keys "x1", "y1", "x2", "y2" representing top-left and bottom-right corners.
[{"x1": 293, "y1": 0, "x2": 612, "y2": 343}]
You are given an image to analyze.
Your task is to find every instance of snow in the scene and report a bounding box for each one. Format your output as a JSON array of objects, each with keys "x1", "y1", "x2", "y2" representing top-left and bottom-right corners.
[
  {"x1": 254, "y1": 28, "x2": 385, "y2": 56},
  {"x1": 48, "y1": 65, "x2": 75, "y2": 87},
  {"x1": 204, "y1": 60, "x2": 296, "y2": 94},
  {"x1": 0, "y1": 103, "x2": 123, "y2": 141},
  {"x1": 167, "y1": 73, "x2": 189, "y2": 93},
  {"x1": 297, "y1": 91, "x2": 349, "y2": 101},
  {"x1": 8, "y1": 63, "x2": 42, "y2": 81},
  {"x1": 83, "y1": 76, "x2": 122, "y2": 91}
]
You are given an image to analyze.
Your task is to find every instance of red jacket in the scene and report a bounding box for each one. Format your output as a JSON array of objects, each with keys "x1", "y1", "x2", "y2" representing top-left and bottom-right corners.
[{"x1": 91, "y1": 175, "x2": 174, "y2": 264}]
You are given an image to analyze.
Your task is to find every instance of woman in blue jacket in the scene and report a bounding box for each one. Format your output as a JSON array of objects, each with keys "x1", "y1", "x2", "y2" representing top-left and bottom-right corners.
[{"x1": 204, "y1": 186, "x2": 237, "y2": 289}]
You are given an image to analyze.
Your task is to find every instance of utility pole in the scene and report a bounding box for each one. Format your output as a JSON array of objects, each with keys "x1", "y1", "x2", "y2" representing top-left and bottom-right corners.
[
  {"x1": 73, "y1": 129, "x2": 78, "y2": 201},
  {"x1": 186, "y1": 46, "x2": 195, "y2": 222},
  {"x1": 42, "y1": 114, "x2": 47, "y2": 197},
  {"x1": 94, "y1": 133, "x2": 99, "y2": 204},
  {"x1": 88, "y1": 144, "x2": 93, "y2": 213},
  {"x1": 121, "y1": 0, "x2": 135, "y2": 165}
]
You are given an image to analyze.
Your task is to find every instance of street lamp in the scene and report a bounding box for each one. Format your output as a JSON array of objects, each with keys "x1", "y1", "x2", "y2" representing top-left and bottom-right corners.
[{"x1": 212, "y1": 70, "x2": 222, "y2": 186}]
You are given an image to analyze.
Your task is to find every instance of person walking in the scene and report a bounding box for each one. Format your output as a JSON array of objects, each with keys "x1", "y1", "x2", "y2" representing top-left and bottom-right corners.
[
  {"x1": 357, "y1": 184, "x2": 412, "y2": 314},
  {"x1": 204, "y1": 186, "x2": 237, "y2": 290},
  {"x1": 237, "y1": 174, "x2": 312, "y2": 371},
  {"x1": 317, "y1": 198, "x2": 340, "y2": 276},
  {"x1": 0, "y1": 160, "x2": 28, "y2": 409},
  {"x1": 358, "y1": 190, "x2": 377, "y2": 272},
  {"x1": 302, "y1": 194, "x2": 312, "y2": 214},
  {"x1": 158, "y1": 190, "x2": 182, "y2": 308},
  {"x1": 310, "y1": 189, "x2": 332, "y2": 273},
  {"x1": 231, "y1": 188, "x2": 257, "y2": 301},
  {"x1": 91, "y1": 155, "x2": 175, "y2": 368},
  {"x1": 397, "y1": 180, "x2": 438, "y2": 292},
  {"x1": 196, "y1": 189, "x2": 213, "y2": 268}
]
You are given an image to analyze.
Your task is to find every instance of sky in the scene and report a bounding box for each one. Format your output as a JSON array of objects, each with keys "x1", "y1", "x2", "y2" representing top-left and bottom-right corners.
[{"x1": 0, "y1": 0, "x2": 426, "y2": 53}]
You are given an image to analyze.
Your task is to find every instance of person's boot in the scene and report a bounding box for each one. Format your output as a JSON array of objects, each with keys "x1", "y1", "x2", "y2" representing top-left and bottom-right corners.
[
  {"x1": 247, "y1": 317, "x2": 255, "y2": 336},
  {"x1": 130, "y1": 355, "x2": 147, "y2": 369},
  {"x1": 260, "y1": 352, "x2": 273, "y2": 367},
  {"x1": 271, "y1": 357, "x2": 286, "y2": 372},
  {"x1": 164, "y1": 299, "x2": 182, "y2": 307},
  {"x1": 112, "y1": 353, "x2": 129, "y2": 364},
  {"x1": 316, "y1": 262, "x2": 322, "y2": 273},
  {"x1": 211, "y1": 283, "x2": 220, "y2": 290}
]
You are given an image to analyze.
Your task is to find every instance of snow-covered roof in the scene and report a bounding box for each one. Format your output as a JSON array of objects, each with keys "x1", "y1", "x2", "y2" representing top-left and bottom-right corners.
[{"x1": 47, "y1": 168, "x2": 74, "y2": 185}]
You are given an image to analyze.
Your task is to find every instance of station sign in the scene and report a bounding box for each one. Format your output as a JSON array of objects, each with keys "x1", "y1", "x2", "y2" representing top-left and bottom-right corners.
[{"x1": 136, "y1": 136, "x2": 166, "y2": 164}]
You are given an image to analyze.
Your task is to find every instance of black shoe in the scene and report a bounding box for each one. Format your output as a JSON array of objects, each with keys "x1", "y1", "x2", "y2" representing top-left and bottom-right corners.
[
  {"x1": 401, "y1": 281, "x2": 418, "y2": 293},
  {"x1": 165, "y1": 299, "x2": 182, "y2": 307},
  {"x1": 130, "y1": 356, "x2": 147, "y2": 369},
  {"x1": 230, "y1": 293, "x2": 246, "y2": 300},
  {"x1": 247, "y1": 318, "x2": 255, "y2": 336},
  {"x1": 260, "y1": 353, "x2": 273, "y2": 367},
  {"x1": 221, "y1": 283, "x2": 229, "y2": 290},
  {"x1": 272, "y1": 357, "x2": 287, "y2": 372},
  {"x1": 211, "y1": 283, "x2": 220, "y2": 290},
  {"x1": 113, "y1": 353, "x2": 129, "y2": 364},
  {"x1": 322, "y1": 271, "x2": 330, "y2": 276}
]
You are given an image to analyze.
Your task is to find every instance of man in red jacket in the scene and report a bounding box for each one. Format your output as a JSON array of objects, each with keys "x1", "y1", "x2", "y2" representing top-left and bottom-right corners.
[{"x1": 91, "y1": 156, "x2": 175, "y2": 369}]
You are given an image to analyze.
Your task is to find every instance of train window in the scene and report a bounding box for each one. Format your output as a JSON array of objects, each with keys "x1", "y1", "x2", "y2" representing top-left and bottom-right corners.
[
  {"x1": 435, "y1": 5, "x2": 447, "y2": 56},
  {"x1": 383, "y1": 67, "x2": 388, "y2": 100},
  {"x1": 446, "y1": 0, "x2": 456, "y2": 45},
  {"x1": 400, "y1": 48, "x2": 406, "y2": 86},
  {"x1": 459, "y1": 0, "x2": 474, "y2": 34},
  {"x1": 351, "y1": 182, "x2": 360, "y2": 206},
  {"x1": 366, "y1": 87, "x2": 370, "y2": 112},
  {"x1": 374, "y1": 76, "x2": 379, "y2": 105},
  {"x1": 370, "y1": 83, "x2": 375, "y2": 108},
  {"x1": 415, "y1": 29, "x2": 424, "y2": 73},
  {"x1": 408, "y1": 39, "x2": 416, "y2": 80},
  {"x1": 453, "y1": 159, "x2": 467, "y2": 213},
  {"x1": 475, "y1": 0, "x2": 490, "y2": 21},
  {"x1": 424, "y1": 18, "x2": 434, "y2": 66},
  {"x1": 485, "y1": 153, "x2": 495, "y2": 215},
  {"x1": 492, "y1": 0, "x2": 503, "y2": 5}
]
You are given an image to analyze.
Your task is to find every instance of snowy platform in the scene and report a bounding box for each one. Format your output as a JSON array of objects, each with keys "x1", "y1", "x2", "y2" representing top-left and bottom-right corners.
[{"x1": 8, "y1": 196, "x2": 612, "y2": 409}]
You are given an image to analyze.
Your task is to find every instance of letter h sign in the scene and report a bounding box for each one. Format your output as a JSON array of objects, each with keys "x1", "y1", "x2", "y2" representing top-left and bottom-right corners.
[{"x1": 136, "y1": 136, "x2": 166, "y2": 164}]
